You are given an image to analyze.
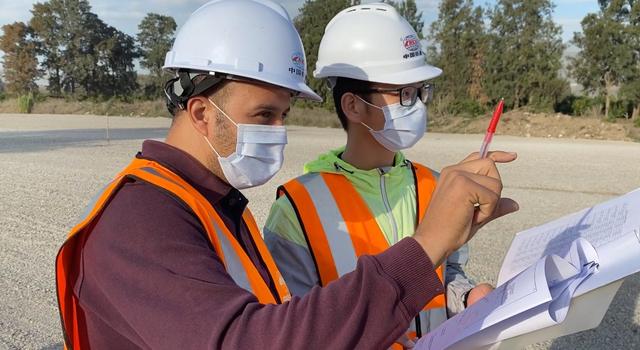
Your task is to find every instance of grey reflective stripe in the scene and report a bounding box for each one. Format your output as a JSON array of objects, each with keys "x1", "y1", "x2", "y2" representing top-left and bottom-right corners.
[
  {"x1": 296, "y1": 173, "x2": 358, "y2": 278},
  {"x1": 78, "y1": 166, "x2": 162, "y2": 222},
  {"x1": 264, "y1": 228, "x2": 319, "y2": 297},
  {"x1": 138, "y1": 166, "x2": 256, "y2": 294},
  {"x1": 428, "y1": 308, "x2": 447, "y2": 331},
  {"x1": 410, "y1": 307, "x2": 447, "y2": 335},
  {"x1": 139, "y1": 166, "x2": 163, "y2": 178},
  {"x1": 214, "y1": 220, "x2": 254, "y2": 293},
  {"x1": 411, "y1": 165, "x2": 449, "y2": 333},
  {"x1": 79, "y1": 182, "x2": 111, "y2": 221},
  {"x1": 411, "y1": 265, "x2": 448, "y2": 334}
]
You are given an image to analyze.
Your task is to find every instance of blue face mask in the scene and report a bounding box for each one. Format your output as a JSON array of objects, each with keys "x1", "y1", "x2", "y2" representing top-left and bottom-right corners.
[
  {"x1": 359, "y1": 96, "x2": 428, "y2": 152},
  {"x1": 203, "y1": 99, "x2": 288, "y2": 189}
]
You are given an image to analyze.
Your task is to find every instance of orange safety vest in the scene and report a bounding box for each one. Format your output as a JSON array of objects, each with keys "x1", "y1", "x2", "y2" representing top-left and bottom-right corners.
[
  {"x1": 55, "y1": 157, "x2": 290, "y2": 350},
  {"x1": 277, "y1": 162, "x2": 446, "y2": 340}
]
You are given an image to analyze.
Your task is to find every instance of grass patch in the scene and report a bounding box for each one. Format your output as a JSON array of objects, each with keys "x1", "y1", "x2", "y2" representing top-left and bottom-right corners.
[
  {"x1": 17, "y1": 94, "x2": 35, "y2": 113},
  {"x1": 0, "y1": 97, "x2": 169, "y2": 117},
  {"x1": 0, "y1": 97, "x2": 339, "y2": 128},
  {"x1": 286, "y1": 107, "x2": 340, "y2": 128},
  {"x1": 0, "y1": 97, "x2": 638, "y2": 142}
]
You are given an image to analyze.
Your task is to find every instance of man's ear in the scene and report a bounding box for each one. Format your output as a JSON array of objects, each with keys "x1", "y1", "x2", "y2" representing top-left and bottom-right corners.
[
  {"x1": 341, "y1": 92, "x2": 368, "y2": 125},
  {"x1": 186, "y1": 96, "x2": 212, "y2": 137}
]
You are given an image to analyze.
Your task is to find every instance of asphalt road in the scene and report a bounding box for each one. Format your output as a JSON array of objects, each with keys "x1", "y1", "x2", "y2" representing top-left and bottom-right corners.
[{"x1": 1, "y1": 114, "x2": 638, "y2": 349}]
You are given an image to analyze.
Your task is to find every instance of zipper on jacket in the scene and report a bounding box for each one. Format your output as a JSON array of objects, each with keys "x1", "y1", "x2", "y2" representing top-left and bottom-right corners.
[{"x1": 379, "y1": 168, "x2": 399, "y2": 244}]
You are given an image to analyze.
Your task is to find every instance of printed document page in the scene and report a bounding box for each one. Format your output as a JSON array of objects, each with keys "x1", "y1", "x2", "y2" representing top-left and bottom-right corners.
[
  {"x1": 416, "y1": 188, "x2": 640, "y2": 349},
  {"x1": 498, "y1": 188, "x2": 640, "y2": 286},
  {"x1": 416, "y1": 239, "x2": 597, "y2": 350}
]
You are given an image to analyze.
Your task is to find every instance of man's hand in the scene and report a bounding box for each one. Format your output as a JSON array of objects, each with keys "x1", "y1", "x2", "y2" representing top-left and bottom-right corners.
[
  {"x1": 466, "y1": 283, "x2": 494, "y2": 306},
  {"x1": 412, "y1": 151, "x2": 519, "y2": 267}
]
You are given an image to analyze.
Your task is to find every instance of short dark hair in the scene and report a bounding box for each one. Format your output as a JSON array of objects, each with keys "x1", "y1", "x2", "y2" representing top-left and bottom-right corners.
[{"x1": 332, "y1": 77, "x2": 373, "y2": 131}]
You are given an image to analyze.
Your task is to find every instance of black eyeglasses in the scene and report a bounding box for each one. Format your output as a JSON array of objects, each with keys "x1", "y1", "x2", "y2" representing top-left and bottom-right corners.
[{"x1": 355, "y1": 83, "x2": 434, "y2": 107}]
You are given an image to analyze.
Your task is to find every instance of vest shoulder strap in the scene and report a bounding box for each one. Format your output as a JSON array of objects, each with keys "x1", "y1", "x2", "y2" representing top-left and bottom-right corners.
[
  {"x1": 57, "y1": 158, "x2": 291, "y2": 349},
  {"x1": 409, "y1": 161, "x2": 438, "y2": 225},
  {"x1": 278, "y1": 174, "x2": 339, "y2": 285}
]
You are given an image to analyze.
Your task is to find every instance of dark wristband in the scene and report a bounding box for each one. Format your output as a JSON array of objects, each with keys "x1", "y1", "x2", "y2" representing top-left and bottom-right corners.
[{"x1": 462, "y1": 289, "x2": 471, "y2": 308}]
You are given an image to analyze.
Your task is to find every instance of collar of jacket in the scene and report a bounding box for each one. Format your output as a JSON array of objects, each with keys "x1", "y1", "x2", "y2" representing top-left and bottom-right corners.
[{"x1": 302, "y1": 146, "x2": 412, "y2": 195}]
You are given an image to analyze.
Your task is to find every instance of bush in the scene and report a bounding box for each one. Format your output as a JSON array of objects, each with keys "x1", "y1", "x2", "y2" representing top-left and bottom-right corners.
[
  {"x1": 431, "y1": 96, "x2": 485, "y2": 119},
  {"x1": 608, "y1": 100, "x2": 628, "y2": 120},
  {"x1": 286, "y1": 106, "x2": 340, "y2": 128},
  {"x1": 34, "y1": 93, "x2": 48, "y2": 103},
  {"x1": 528, "y1": 98, "x2": 557, "y2": 114},
  {"x1": 555, "y1": 95, "x2": 576, "y2": 115},
  {"x1": 18, "y1": 93, "x2": 35, "y2": 113},
  {"x1": 449, "y1": 98, "x2": 486, "y2": 117},
  {"x1": 572, "y1": 96, "x2": 598, "y2": 116}
]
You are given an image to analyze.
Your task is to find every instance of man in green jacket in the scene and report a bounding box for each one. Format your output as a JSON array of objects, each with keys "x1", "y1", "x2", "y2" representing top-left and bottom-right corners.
[{"x1": 264, "y1": 3, "x2": 494, "y2": 342}]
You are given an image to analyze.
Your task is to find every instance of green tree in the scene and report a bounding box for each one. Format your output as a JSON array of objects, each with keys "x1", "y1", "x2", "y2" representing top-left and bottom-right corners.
[
  {"x1": 383, "y1": 0, "x2": 424, "y2": 37},
  {"x1": 137, "y1": 13, "x2": 177, "y2": 98},
  {"x1": 58, "y1": 0, "x2": 93, "y2": 95},
  {"x1": 485, "y1": 0, "x2": 566, "y2": 111},
  {"x1": 29, "y1": 0, "x2": 138, "y2": 98},
  {"x1": 30, "y1": 2, "x2": 63, "y2": 96},
  {"x1": 294, "y1": 0, "x2": 360, "y2": 108},
  {"x1": 94, "y1": 25, "x2": 139, "y2": 97},
  {"x1": 428, "y1": 0, "x2": 488, "y2": 112},
  {"x1": 0, "y1": 22, "x2": 40, "y2": 95},
  {"x1": 570, "y1": 0, "x2": 636, "y2": 118},
  {"x1": 622, "y1": 0, "x2": 640, "y2": 120}
]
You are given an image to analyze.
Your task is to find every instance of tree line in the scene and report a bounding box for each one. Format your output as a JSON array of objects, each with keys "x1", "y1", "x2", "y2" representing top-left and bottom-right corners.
[
  {"x1": 0, "y1": 0, "x2": 175, "y2": 100},
  {"x1": 0, "y1": 0, "x2": 638, "y2": 121},
  {"x1": 296, "y1": 0, "x2": 639, "y2": 121},
  {"x1": 429, "y1": 0, "x2": 639, "y2": 120}
]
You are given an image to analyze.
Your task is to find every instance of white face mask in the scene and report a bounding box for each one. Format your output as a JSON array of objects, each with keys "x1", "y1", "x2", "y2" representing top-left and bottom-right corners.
[
  {"x1": 358, "y1": 96, "x2": 427, "y2": 152},
  {"x1": 203, "y1": 99, "x2": 287, "y2": 189}
]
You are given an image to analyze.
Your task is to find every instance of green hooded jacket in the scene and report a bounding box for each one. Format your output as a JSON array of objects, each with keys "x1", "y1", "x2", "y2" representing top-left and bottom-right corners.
[{"x1": 264, "y1": 146, "x2": 475, "y2": 319}]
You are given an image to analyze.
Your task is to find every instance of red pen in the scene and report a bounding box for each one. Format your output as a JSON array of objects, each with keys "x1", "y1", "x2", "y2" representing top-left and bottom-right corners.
[{"x1": 479, "y1": 98, "x2": 504, "y2": 158}]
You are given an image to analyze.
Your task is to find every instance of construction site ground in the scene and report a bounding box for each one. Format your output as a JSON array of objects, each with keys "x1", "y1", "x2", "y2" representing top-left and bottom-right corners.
[{"x1": 0, "y1": 113, "x2": 638, "y2": 350}]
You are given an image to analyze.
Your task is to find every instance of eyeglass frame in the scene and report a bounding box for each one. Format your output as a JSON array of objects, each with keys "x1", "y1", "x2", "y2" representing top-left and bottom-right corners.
[{"x1": 351, "y1": 83, "x2": 434, "y2": 107}]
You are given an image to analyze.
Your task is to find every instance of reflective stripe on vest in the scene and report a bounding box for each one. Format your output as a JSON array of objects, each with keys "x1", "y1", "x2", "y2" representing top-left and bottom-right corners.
[
  {"x1": 55, "y1": 158, "x2": 290, "y2": 349},
  {"x1": 277, "y1": 162, "x2": 446, "y2": 337}
]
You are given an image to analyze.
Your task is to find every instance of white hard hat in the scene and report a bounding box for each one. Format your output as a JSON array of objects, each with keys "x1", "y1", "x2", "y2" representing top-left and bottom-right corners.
[
  {"x1": 314, "y1": 3, "x2": 442, "y2": 85},
  {"x1": 164, "y1": 0, "x2": 321, "y2": 101}
]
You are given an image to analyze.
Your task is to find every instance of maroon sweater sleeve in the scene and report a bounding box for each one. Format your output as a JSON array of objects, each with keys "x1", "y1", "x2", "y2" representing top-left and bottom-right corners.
[{"x1": 78, "y1": 182, "x2": 444, "y2": 350}]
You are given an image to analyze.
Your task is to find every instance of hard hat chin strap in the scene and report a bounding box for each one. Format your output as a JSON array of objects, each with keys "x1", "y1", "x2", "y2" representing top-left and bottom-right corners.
[{"x1": 164, "y1": 69, "x2": 224, "y2": 115}]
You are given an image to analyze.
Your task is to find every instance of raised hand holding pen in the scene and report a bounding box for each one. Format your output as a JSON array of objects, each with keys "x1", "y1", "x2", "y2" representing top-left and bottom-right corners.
[{"x1": 479, "y1": 98, "x2": 505, "y2": 158}]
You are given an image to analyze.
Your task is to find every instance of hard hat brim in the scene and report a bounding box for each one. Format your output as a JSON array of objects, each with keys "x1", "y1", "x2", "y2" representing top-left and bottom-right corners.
[
  {"x1": 315, "y1": 63, "x2": 443, "y2": 86},
  {"x1": 371, "y1": 64, "x2": 443, "y2": 85},
  {"x1": 164, "y1": 64, "x2": 322, "y2": 102},
  {"x1": 292, "y1": 82, "x2": 323, "y2": 102}
]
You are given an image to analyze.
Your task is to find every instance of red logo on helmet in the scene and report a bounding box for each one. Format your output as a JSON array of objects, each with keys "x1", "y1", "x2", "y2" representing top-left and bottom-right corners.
[
  {"x1": 403, "y1": 35, "x2": 420, "y2": 52},
  {"x1": 291, "y1": 53, "x2": 305, "y2": 69}
]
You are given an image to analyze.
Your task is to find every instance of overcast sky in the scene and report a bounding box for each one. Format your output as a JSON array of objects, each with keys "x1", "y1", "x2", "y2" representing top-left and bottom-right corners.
[
  {"x1": 0, "y1": 0, "x2": 600, "y2": 41},
  {"x1": 0, "y1": 0, "x2": 599, "y2": 67}
]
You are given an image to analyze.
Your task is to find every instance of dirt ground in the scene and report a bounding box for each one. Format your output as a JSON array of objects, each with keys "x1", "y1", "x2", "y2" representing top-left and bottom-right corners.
[
  {"x1": 1, "y1": 114, "x2": 639, "y2": 349},
  {"x1": 430, "y1": 111, "x2": 640, "y2": 142},
  {"x1": 1, "y1": 98, "x2": 638, "y2": 142}
]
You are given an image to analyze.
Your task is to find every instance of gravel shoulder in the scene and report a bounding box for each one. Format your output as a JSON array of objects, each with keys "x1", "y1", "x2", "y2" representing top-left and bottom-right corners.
[{"x1": 1, "y1": 114, "x2": 638, "y2": 350}]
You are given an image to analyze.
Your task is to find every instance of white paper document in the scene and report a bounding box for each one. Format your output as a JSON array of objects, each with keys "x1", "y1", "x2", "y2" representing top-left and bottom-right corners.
[
  {"x1": 498, "y1": 188, "x2": 640, "y2": 287},
  {"x1": 417, "y1": 239, "x2": 598, "y2": 350},
  {"x1": 416, "y1": 188, "x2": 640, "y2": 350}
]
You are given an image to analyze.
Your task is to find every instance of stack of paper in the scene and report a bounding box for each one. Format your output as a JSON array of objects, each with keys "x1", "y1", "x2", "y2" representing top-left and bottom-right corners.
[{"x1": 416, "y1": 188, "x2": 640, "y2": 350}]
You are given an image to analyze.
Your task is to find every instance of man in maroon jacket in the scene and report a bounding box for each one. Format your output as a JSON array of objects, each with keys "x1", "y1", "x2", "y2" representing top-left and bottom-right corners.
[{"x1": 57, "y1": 1, "x2": 519, "y2": 349}]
